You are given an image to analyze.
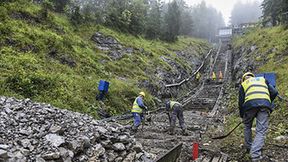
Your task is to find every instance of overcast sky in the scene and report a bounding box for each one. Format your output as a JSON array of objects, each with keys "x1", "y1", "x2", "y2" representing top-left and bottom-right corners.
[{"x1": 165, "y1": 0, "x2": 263, "y2": 25}]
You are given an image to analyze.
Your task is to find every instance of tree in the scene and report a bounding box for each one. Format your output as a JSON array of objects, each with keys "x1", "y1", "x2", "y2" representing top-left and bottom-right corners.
[
  {"x1": 179, "y1": 8, "x2": 193, "y2": 35},
  {"x1": 105, "y1": 0, "x2": 131, "y2": 32},
  {"x1": 50, "y1": 0, "x2": 70, "y2": 13},
  {"x1": 70, "y1": 5, "x2": 83, "y2": 26},
  {"x1": 162, "y1": 0, "x2": 181, "y2": 42},
  {"x1": 230, "y1": 1, "x2": 262, "y2": 25},
  {"x1": 128, "y1": 0, "x2": 148, "y2": 35},
  {"x1": 145, "y1": 0, "x2": 162, "y2": 39},
  {"x1": 190, "y1": 1, "x2": 224, "y2": 41},
  {"x1": 261, "y1": 0, "x2": 288, "y2": 26}
]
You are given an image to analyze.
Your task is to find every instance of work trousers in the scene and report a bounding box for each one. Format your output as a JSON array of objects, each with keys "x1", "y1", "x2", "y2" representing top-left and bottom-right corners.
[
  {"x1": 132, "y1": 112, "x2": 144, "y2": 128},
  {"x1": 243, "y1": 107, "x2": 269, "y2": 159},
  {"x1": 170, "y1": 104, "x2": 186, "y2": 130}
]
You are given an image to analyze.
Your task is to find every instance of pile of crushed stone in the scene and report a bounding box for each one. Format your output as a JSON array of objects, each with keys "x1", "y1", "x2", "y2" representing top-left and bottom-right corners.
[{"x1": 0, "y1": 96, "x2": 152, "y2": 162}]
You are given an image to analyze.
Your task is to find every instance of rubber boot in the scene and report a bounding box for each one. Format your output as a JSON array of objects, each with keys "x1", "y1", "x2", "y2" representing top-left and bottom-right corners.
[
  {"x1": 182, "y1": 129, "x2": 188, "y2": 136},
  {"x1": 131, "y1": 125, "x2": 138, "y2": 134},
  {"x1": 168, "y1": 127, "x2": 175, "y2": 135}
]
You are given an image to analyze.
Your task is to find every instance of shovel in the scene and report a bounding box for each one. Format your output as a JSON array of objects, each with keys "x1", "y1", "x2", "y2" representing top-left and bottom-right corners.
[{"x1": 211, "y1": 121, "x2": 242, "y2": 139}]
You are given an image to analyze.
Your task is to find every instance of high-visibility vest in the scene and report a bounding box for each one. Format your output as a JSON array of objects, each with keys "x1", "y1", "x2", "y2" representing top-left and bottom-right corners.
[
  {"x1": 131, "y1": 97, "x2": 143, "y2": 113},
  {"x1": 170, "y1": 101, "x2": 181, "y2": 110},
  {"x1": 241, "y1": 77, "x2": 271, "y2": 103},
  {"x1": 219, "y1": 71, "x2": 223, "y2": 79},
  {"x1": 212, "y1": 72, "x2": 216, "y2": 80},
  {"x1": 196, "y1": 73, "x2": 201, "y2": 80}
]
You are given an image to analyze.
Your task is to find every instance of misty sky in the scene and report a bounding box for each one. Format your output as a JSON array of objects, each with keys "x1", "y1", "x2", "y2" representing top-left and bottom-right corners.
[{"x1": 165, "y1": 0, "x2": 263, "y2": 25}]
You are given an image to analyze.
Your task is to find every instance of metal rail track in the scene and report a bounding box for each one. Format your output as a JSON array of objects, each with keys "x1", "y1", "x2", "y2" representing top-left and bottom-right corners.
[
  {"x1": 131, "y1": 43, "x2": 231, "y2": 162},
  {"x1": 102, "y1": 43, "x2": 232, "y2": 161}
]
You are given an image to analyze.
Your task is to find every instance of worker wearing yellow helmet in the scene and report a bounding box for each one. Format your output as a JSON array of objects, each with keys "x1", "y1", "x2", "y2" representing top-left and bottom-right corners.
[
  {"x1": 239, "y1": 72, "x2": 278, "y2": 161},
  {"x1": 131, "y1": 91, "x2": 148, "y2": 133}
]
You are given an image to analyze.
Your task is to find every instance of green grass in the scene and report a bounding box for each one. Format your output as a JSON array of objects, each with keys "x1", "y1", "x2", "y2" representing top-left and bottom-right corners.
[{"x1": 0, "y1": 1, "x2": 210, "y2": 118}]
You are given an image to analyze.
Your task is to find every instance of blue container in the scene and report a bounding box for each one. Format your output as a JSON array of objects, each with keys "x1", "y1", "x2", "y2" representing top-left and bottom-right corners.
[
  {"x1": 264, "y1": 73, "x2": 276, "y2": 88},
  {"x1": 98, "y1": 80, "x2": 110, "y2": 93},
  {"x1": 104, "y1": 81, "x2": 110, "y2": 93},
  {"x1": 255, "y1": 73, "x2": 276, "y2": 88}
]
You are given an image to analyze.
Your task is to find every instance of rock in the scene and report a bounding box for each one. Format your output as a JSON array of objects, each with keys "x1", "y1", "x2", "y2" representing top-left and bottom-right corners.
[
  {"x1": 35, "y1": 157, "x2": 46, "y2": 162},
  {"x1": 0, "y1": 96, "x2": 153, "y2": 162},
  {"x1": 114, "y1": 157, "x2": 123, "y2": 162},
  {"x1": 49, "y1": 125, "x2": 62, "y2": 134},
  {"x1": 19, "y1": 129, "x2": 32, "y2": 136},
  {"x1": 4, "y1": 107, "x2": 13, "y2": 114},
  {"x1": 118, "y1": 135, "x2": 130, "y2": 143},
  {"x1": 274, "y1": 135, "x2": 288, "y2": 141},
  {"x1": 135, "y1": 152, "x2": 144, "y2": 159},
  {"x1": 113, "y1": 143, "x2": 126, "y2": 151},
  {"x1": 0, "y1": 144, "x2": 9, "y2": 150},
  {"x1": 96, "y1": 126, "x2": 108, "y2": 135},
  {"x1": 45, "y1": 134, "x2": 65, "y2": 147},
  {"x1": 20, "y1": 139, "x2": 31, "y2": 149},
  {"x1": 59, "y1": 147, "x2": 74, "y2": 160},
  {"x1": 41, "y1": 152, "x2": 61, "y2": 160},
  {"x1": 123, "y1": 151, "x2": 136, "y2": 162},
  {"x1": 133, "y1": 142, "x2": 143, "y2": 153},
  {"x1": 0, "y1": 149, "x2": 8, "y2": 158},
  {"x1": 94, "y1": 144, "x2": 105, "y2": 158},
  {"x1": 106, "y1": 150, "x2": 117, "y2": 162}
]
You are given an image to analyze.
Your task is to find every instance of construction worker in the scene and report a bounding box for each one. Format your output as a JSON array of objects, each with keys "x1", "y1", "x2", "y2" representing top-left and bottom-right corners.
[
  {"x1": 196, "y1": 72, "x2": 201, "y2": 81},
  {"x1": 131, "y1": 92, "x2": 148, "y2": 133},
  {"x1": 212, "y1": 72, "x2": 216, "y2": 81},
  {"x1": 218, "y1": 71, "x2": 223, "y2": 82},
  {"x1": 165, "y1": 100, "x2": 187, "y2": 135},
  {"x1": 239, "y1": 72, "x2": 278, "y2": 161}
]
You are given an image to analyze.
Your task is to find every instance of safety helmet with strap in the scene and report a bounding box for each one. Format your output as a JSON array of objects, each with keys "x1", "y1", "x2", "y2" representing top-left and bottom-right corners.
[
  {"x1": 139, "y1": 92, "x2": 145, "y2": 97},
  {"x1": 242, "y1": 72, "x2": 255, "y2": 82}
]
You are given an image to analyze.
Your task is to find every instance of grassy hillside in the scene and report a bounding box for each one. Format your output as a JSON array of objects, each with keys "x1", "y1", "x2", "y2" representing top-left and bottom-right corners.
[
  {"x1": 222, "y1": 26, "x2": 288, "y2": 160},
  {"x1": 0, "y1": 1, "x2": 209, "y2": 117}
]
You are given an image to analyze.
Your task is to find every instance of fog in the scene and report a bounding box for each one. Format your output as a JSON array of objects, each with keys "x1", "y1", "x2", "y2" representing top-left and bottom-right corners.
[{"x1": 165, "y1": 0, "x2": 263, "y2": 25}]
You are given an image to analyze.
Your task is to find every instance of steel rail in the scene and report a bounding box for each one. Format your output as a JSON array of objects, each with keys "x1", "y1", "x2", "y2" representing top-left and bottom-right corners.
[{"x1": 165, "y1": 49, "x2": 213, "y2": 88}]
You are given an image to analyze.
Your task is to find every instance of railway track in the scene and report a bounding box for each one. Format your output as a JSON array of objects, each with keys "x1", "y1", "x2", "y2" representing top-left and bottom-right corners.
[
  {"x1": 104, "y1": 42, "x2": 232, "y2": 161},
  {"x1": 133, "y1": 42, "x2": 231, "y2": 162}
]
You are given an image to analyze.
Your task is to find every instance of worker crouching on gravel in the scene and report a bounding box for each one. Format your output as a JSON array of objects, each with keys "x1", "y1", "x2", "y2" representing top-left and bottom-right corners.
[
  {"x1": 239, "y1": 72, "x2": 278, "y2": 161},
  {"x1": 165, "y1": 100, "x2": 188, "y2": 135},
  {"x1": 131, "y1": 92, "x2": 148, "y2": 133}
]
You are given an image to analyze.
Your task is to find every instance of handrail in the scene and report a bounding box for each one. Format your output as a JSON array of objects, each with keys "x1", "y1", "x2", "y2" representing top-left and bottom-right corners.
[{"x1": 165, "y1": 49, "x2": 213, "y2": 88}]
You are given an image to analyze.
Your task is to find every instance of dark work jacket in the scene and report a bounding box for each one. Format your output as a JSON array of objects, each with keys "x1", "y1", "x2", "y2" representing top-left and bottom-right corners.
[{"x1": 238, "y1": 79, "x2": 278, "y2": 118}]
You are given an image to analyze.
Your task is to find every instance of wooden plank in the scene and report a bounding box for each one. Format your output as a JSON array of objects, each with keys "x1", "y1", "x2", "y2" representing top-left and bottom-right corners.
[
  {"x1": 202, "y1": 157, "x2": 211, "y2": 162},
  {"x1": 211, "y1": 156, "x2": 220, "y2": 162},
  {"x1": 220, "y1": 153, "x2": 228, "y2": 162}
]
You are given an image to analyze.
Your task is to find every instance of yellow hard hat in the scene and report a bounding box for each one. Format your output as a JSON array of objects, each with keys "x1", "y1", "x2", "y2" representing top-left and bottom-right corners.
[
  {"x1": 139, "y1": 92, "x2": 146, "y2": 97},
  {"x1": 242, "y1": 72, "x2": 255, "y2": 82}
]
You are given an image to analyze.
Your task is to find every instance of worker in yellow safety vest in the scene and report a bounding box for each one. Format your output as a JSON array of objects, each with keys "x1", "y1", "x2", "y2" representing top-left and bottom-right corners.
[
  {"x1": 131, "y1": 92, "x2": 148, "y2": 132},
  {"x1": 239, "y1": 72, "x2": 278, "y2": 161},
  {"x1": 212, "y1": 72, "x2": 216, "y2": 81},
  {"x1": 196, "y1": 72, "x2": 201, "y2": 81},
  {"x1": 165, "y1": 100, "x2": 187, "y2": 135},
  {"x1": 219, "y1": 71, "x2": 223, "y2": 81}
]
